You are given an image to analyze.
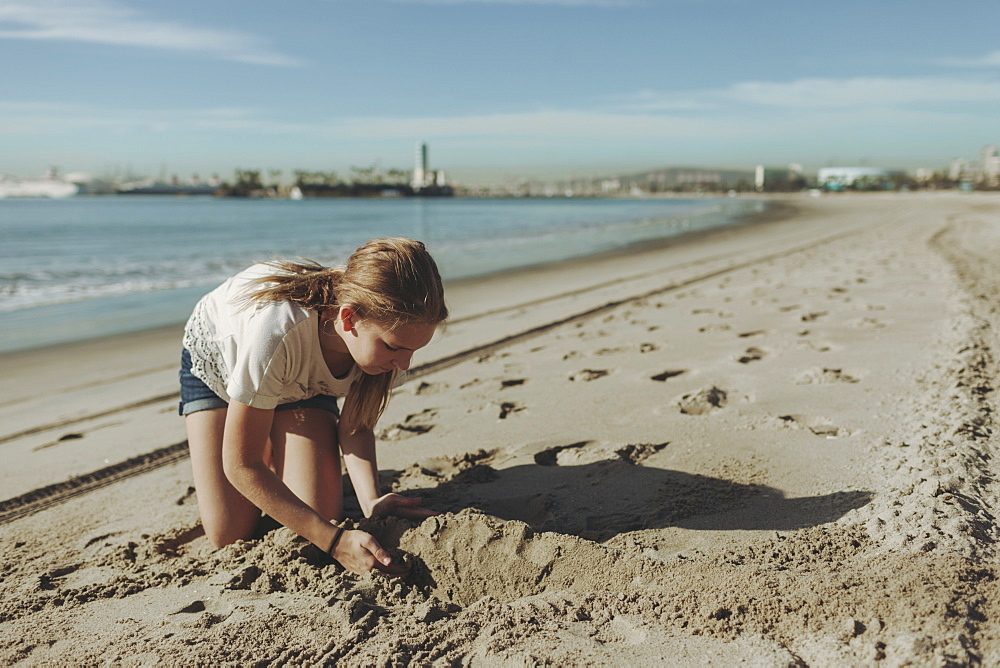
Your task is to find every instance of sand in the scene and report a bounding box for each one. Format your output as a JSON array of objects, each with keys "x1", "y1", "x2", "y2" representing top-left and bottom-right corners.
[{"x1": 2, "y1": 192, "x2": 1000, "y2": 665}]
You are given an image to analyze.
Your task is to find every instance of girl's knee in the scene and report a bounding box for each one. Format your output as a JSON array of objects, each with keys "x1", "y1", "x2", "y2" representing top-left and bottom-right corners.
[
  {"x1": 200, "y1": 510, "x2": 258, "y2": 548},
  {"x1": 203, "y1": 523, "x2": 253, "y2": 548}
]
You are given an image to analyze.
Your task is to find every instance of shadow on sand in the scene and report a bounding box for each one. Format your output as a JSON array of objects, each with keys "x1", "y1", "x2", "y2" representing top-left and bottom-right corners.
[{"x1": 377, "y1": 454, "x2": 872, "y2": 542}]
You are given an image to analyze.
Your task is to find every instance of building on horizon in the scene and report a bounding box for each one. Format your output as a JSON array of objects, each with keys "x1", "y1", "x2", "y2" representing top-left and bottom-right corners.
[
  {"x1": 947, "y1": 145, "x2": 999, "y2": 186},
  {"x1": 981, "y1": 145, "x2": 1000, "y2": 187},
  {"x1": 411, "y1": 142, "x2": 428, "y2": 190},
  {"x1": 949, "y1": 157, "x2": 973, "y2": 182},
  {"x1": 409, "y1": 142, "x2": 452, "y2": 196},
  {"x1": 755, "y1": 163, "x2": 806, "y2": 192},
  {"x1": 411, "y1": 142, "x2": 447, "y2": 191}
]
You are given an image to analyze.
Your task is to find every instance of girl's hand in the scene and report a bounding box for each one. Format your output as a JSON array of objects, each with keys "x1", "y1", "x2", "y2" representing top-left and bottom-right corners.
[
  {"x1": 330, "y1": 529, "x2": 409, "y2": 577},
  {"x1": 368, "y1": 493, "x2": 440, "y2": 520}
]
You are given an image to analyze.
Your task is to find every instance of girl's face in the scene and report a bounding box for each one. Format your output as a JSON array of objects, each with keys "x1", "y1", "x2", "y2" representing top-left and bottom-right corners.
[{"x1": 336, "y1": 307, "x2": 437, "y2": 376}]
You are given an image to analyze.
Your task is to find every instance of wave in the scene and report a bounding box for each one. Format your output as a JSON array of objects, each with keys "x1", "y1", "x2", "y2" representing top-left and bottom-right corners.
[{"x1": 0, "y1": 197, "x2": 762, "y2": 314}]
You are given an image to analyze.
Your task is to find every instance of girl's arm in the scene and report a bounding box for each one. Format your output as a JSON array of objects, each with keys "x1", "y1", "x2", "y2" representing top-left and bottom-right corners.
[
  {"x1": 222, "y1": 401, "x2": 395, "y2": 573},
  {"x1": 339, "y1": 420, "x2": 439, "y2": 520},
  {"x1": 338, "y1": 424, "x2": 381, "y2": 516}
]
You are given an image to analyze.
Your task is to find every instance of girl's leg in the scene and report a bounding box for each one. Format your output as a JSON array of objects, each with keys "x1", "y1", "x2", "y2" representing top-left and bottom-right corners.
[
  {"x1": 270, "y1": 407, "x2": 343, "y2": 522},
  {"x1": 186, "y1": 407, "x2": 261, "y2": 546}
]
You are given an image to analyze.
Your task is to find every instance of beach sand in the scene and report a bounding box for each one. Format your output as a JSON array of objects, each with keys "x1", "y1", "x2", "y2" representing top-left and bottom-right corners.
[{"x1": 2, "y1": 192, "x2": 1000, "y2": 665}]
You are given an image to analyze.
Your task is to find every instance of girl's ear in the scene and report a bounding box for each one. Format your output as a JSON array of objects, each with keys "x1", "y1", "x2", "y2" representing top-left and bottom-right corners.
[{"x1": 339, "y1": 305, "x2": 357, "y2": 333}]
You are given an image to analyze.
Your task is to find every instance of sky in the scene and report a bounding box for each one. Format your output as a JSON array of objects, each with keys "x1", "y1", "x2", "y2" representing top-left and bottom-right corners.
[{"x1": 2, "y1": 0, "x2": 999, "y2": 185}]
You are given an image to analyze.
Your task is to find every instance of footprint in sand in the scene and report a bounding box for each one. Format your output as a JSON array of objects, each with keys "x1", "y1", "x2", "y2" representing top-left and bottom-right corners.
[
  {"x1": 415, "y1": 381, "x2": 450, "y2": 395},
  {"x1": 639, "y1": 342, "x2": 658, "y2": 353},
  {"x1": 533, "y1": 441, "x2": 594, "y2": 466},
  {"x1": 175, "y1": 485, "x2": 196, "y2": 506},
  {"x1": 569, "y1": 369, "x2": 610, "y2": 382},
  {"x1": 615, "y1": 442, "x2": 668, "y2": 464},
  {"x1": 797, "y1": 340, "x2": 833, "y2": 352},
  {"x1": 379, "y1": 408, "x2": 438, "y2": 440},
  {"x1": 33, "y1": 432, "x2": 86, "y2": 451},
  {"x1": 851, "y1": 317, "x2": 888, "y2": 329},
  {"x1": 778, "y1": 414, "x2": 843, "y2": 437},
  {"x1": 794, "y1": 367, "x2": 862, "y2": 385},
  {"x1": 677, "y1": 386, "x2": 728, "y2": 415},
  {"x1": 498, "y1": 401, "x2": 525, "y2": 419},
  {"x1": 532, "y1": 441, "x2": 667, "y2": 467},
  {"x1": 575, "y1": 329, "x2": 611, "y2": 341},
  {"x1": 737, "y1": 347, "x2": 767, "y2": 364},
  {"x1": 800, "y1": 311, "x2": 829, "y2": 322},
  {"x1": 651, "y1": 369, "x2": 686, "y2": 382},
  {"x1": 393, "y1": 449, "x2": 499, "y2": 489}
]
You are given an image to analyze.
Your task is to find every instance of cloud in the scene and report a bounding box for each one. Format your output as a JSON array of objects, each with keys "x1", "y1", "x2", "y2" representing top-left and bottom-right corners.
[
  {"x1": 615, "y1": 75, "x2": 1000, "y2": 111},
  {"x1": 722, "y1": 76, "x2": 1000, "y2": 108},
  {"x1": 1, "y1": 71, "x2": 995, "y2": 173},
  {"x1": 331, "y1": 109, "x2": 712, "y2": 140},
  {"x1": 0, "y1": 102, "x2": 312, "y2": 135},
  {"x1": 935, "y1": 50, "x2": 1000, "y2": 68},
  {"x1": 0, "y1": 0, "x2": 303, "y2": 66},
  {"x1": 3, "y1": 71, "x2": 995, "y2": 141}
]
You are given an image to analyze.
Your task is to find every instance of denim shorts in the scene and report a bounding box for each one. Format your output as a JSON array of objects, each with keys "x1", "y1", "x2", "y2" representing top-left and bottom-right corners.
[{"x1": 178, "y1": 348, "x2": 340, "y2": 417}]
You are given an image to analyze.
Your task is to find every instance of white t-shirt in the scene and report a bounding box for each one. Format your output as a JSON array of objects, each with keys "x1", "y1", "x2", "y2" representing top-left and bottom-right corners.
[{"x1": 183, "y1": 264, "x2": 401, "y2": 409}]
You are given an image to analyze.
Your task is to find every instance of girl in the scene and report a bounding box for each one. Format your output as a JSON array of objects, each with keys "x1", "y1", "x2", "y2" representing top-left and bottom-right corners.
[{"x1": 179, "y1": 237, "x2": 447, "y2": 576}]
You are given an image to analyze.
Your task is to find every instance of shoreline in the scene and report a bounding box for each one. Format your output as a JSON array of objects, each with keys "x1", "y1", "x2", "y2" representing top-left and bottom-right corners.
[
  {"x1": 4, "y1": 192, "x2": 1000, "y2": 664},
  {"x1": 0, "y1": 196, "x2": 792, "y2": 359}
]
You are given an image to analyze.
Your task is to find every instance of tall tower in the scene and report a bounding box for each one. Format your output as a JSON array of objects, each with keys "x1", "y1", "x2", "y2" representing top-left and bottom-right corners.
[{"x1": 412, "y1": 142, "x2": 429, "y2": 189}]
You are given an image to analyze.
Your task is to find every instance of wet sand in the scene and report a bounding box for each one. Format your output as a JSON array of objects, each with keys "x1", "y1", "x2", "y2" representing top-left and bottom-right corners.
[{"x1": 2, "y1": 192, "x2": 1000, "y2": 665}]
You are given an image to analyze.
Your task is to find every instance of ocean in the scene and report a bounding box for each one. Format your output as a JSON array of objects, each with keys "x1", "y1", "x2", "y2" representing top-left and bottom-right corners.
[{"x1": 0, "y1": 195, "x2": 766, "y2": 353}]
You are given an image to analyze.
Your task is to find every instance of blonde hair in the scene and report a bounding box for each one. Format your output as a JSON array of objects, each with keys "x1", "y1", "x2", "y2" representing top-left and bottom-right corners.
[{"x1": 244, "y1": 238, "x2": 448, "y2": 432}]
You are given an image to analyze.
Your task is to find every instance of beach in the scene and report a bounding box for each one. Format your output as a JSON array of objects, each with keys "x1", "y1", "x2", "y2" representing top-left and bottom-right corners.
[{"x1": 2, "y1": 191, "x2": 999, "y2": 664}]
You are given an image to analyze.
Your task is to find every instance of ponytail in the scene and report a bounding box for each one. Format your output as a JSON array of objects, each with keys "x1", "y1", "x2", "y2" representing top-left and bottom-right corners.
[{"x1": 239, "y1": 259, "x2": 342, "y2": 309}]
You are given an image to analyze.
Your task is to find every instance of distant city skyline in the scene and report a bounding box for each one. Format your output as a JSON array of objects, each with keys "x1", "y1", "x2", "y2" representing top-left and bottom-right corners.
[{"x1": 2, "y1": 0, "x2": 999, "y2": 186}]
